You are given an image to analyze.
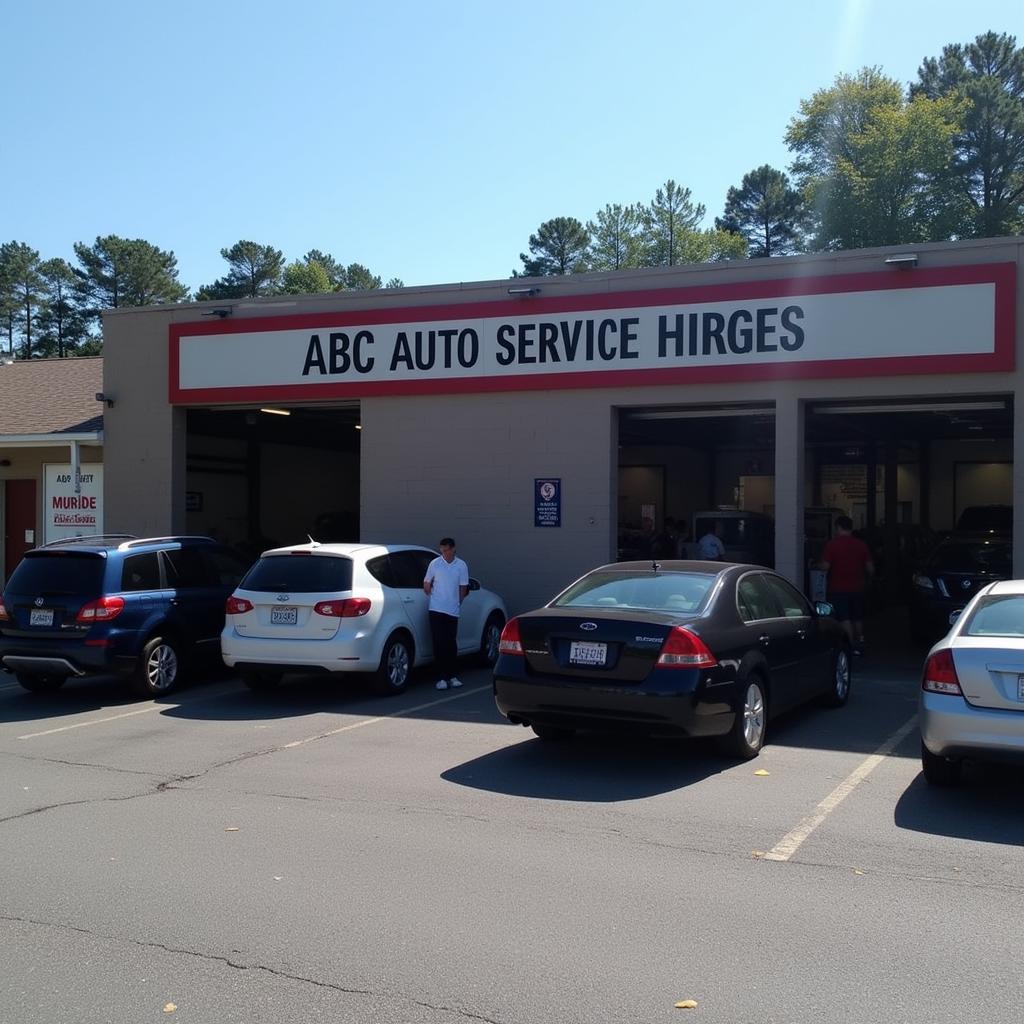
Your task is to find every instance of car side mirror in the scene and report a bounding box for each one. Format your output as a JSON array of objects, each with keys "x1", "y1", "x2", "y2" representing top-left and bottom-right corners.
[
  {"x1": 468, "y1": 578, "x2": 480, "y2": 591},
  {"x1": 815, "y1": 601, "x2": 835, "y2": 617},
  {"x1": 948, "y1": 608, "x2": 962, "y2": 625}
]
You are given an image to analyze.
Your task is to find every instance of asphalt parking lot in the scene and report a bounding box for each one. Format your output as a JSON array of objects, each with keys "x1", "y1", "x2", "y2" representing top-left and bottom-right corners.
[{"x1": 1, "y1": 651, "x2": 1022, "y2": 1024}]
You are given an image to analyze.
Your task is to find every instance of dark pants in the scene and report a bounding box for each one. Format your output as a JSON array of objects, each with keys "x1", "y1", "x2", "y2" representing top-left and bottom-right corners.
[{"x1": 430, "y1": 611, "x2": 459, "y2": 681}]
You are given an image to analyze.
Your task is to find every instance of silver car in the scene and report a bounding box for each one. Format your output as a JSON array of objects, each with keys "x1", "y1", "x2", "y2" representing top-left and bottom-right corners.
[{"x1": 920, "y1": 579, "x2": 1024, "y2": 785}]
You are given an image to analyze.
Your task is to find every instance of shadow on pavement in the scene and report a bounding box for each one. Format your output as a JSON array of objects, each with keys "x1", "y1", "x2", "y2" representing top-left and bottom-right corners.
[
  {"x1": 441, "y1": 732, "x2": 725, "y2": 801},
  {"x1": 894, "y1": 766, "x2": 1024, "y2": 845}
]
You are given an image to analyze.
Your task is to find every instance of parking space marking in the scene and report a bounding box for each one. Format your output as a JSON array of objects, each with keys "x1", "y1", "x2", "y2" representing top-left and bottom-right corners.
[
  {"x1": 763, "y1": 712, "x2": 919, "y2": 862},
  {"x1": 17, "y1": 704, "x2": 170, "y2": 740},
  {"x1": 282, "y1": 684, "x2": 491, "y2": 749}
]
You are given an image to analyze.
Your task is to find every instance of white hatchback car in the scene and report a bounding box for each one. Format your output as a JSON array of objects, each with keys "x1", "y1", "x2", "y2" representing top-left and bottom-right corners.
[{"x1": 221, "y1": 542, "x2": 506, "y2": 694}]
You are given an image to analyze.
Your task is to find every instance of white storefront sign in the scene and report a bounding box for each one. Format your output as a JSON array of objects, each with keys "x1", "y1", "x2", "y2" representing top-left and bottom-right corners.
[
  {"x1": 44, "y1": 464, "x2": 103, "y2": 544},
  {"x1": 170, "y1": 265, "x2": 1013, "y2": 403}
]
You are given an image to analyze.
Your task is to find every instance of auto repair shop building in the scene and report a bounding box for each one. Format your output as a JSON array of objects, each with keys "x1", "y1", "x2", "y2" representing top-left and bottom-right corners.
[{"x1": 100, "y1": 236, "x2": 1022, "y2": 614}]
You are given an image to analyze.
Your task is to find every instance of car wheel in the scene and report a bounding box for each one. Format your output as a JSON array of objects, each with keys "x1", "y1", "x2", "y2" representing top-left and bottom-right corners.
[
  {"x1": 132, "y1": 635, "x2": 181, "y2": 697},
  {"x1": 478, "y1": 612, "x2": 505, "y2": 667},
  {"x1": 820, "y1": 646, "x2": 852, "y2": 708},
  {"x1": 719, "y1": 675, "x2": 768, "y2": 759},
  {"x1": 372, "y1": 633, "x2": 412, "y2": 695},
  {"x1": 241, "y1": 670, "x2": 281, "y2": 692},
  {"x1": 531, "y1": 723, "x2": 574, "y2": 741},
  {"x1": 15, "y1": 672, "x2": 66, "y2": 694},
  {"x1": 921, "y1": 741, "x2": 962, "y2": 786}
]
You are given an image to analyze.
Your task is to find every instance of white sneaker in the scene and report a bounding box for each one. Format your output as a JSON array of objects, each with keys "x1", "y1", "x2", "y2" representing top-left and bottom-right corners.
[
  {"x1": 449, "y1": 677, "x2": 463, "y2": 688},
  {"x1": 435, "y1": 679, "x2": 449, "y2": 690}
]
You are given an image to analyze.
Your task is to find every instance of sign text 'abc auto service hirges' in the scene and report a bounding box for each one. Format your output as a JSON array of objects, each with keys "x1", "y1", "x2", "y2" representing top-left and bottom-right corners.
[{"x1": 170, "y1": 265, "x2": 1014, "y2": 403}]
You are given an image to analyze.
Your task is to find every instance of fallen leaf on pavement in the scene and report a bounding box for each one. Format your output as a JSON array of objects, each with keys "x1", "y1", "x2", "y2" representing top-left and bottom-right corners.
[
  {"x1": 853, "y1": 868, "x2": 865, "y2": 876},
  {"x1": 751, "y1": 850, "x2": 765, "y2": 859},
  {"x1": 163, "y1": 1004, "x2": 177, "y2": 1014},
  {"x1": 753, "y1": 769, "x2": 770, "y2": 776},
  {"x1": 224, "y1": 827, "x2": 240, "y2": 832},
  {"x1": 674, "y1": 999, "x2": 699, "y2": 1009}
]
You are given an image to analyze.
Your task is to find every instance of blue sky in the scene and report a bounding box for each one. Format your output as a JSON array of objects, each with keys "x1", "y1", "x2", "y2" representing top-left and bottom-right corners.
[{"x1": 1, "y1": 0, "x2": 1017, "y2": 294}]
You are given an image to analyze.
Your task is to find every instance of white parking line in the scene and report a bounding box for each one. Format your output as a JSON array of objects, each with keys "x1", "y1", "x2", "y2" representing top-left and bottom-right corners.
[
  {"x1": 17, "y1": 704, "x2": 169, "y2": 739},
  {"x1": 282, "y1": 684, "x2": 491, "y2": 749},
  {"x1": 763, "y1": 713, "x2": 919, "y2": 862}
]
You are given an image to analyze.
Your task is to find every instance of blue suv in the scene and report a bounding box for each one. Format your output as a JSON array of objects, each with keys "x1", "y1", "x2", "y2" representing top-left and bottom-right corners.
[{"x1": 0, "y1": 536, "x2": 251, "y2": 697}]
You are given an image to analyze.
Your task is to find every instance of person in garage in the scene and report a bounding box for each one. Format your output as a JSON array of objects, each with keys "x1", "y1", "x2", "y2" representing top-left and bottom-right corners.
[
  {"x1": 697, "y1": 521, "x2": 725, "y2": 561},
  {"x1": 820, "y1": 515, "x2": 874, "y2": 656},
  {"x1": 423, "y1": 537, "x2": 470, "y2": 690}
]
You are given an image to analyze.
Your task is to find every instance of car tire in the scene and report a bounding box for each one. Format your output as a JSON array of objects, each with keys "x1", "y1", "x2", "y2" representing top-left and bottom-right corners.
[
  {"x1": 921, "y1": 741, "x2": 962, "y2": 786},
  {"x1": 241, "y1": 670, "x2": 281, "y2": 692},
  {"x1": 820, "y1": 646, "x2": 852, "y2": 708},
  {"x1": 478, "y1": 612, "x2": 505, "y2": 667},
  {"x1": 719, "y1": 675, "x2": 768, "y2": 759},
  {"x1": 531, "y1": 723, "x2": 574, "y2": 741},
  {"x1": 372, "y1": 633, "x2": 412, "y2": 695},
  {"x1": 15, "y1": 672, "x2": 66, "y2": 694},
  {"x1": 132, "y1": 635, "x2": 181, "y2": 697}
]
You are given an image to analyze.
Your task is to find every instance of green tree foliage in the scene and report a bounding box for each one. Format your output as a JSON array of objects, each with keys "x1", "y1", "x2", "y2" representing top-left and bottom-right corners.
[
  {"x1": 342, "y1": 263, "x2": 382, "y2": 290},
  {"x1": 384, "y1": 277, "x2": 405, "y2": 289},
  {"x1": 0, "y1": 241, "x2": 43, "y2": 358},
  {"x1": 303, "y1": 249, "x2": 346, "y2": 289},
  {"x1": 786, "y1": 68, "x2": 962, "y2": 248},
  {"x1": 280, "y1": 259, "x2": 333, "y2": 295},
  {"x1": 587, "y1": 204, "x2": 645, "y2": 271},
  {"x1": 913, "y1": 31, "x2": 1024, "y2": 237},
  {"x1": 716, "y1": 165, "x2": 805, "y2": 257},
  {"x1": 518, "y1": 216, "x2": 590, "y2": 276},
  {"x1": 195, "y1": 241, "x2": 284, "y2": 300},
  {"x1": 642, "y1": 180, "x2": 705, "y2": 266},
  {"x1": 36, "y1": 258, "x2": 89, "y2": 357},
  {"x1": 73, "y1": 236, "x2": 188, "y2": 321}
]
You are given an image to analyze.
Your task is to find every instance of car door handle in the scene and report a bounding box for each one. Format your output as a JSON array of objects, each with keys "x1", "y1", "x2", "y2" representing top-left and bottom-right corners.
[
  {"x1": 758, "y1": 634, "x2": 771, "y2": 646},
  {"x1": 796, "y1": 629, "x2": 807, "y2": 639},
  {"x1": 402, "y1": 596, "x2": 415, "y2": 603}
]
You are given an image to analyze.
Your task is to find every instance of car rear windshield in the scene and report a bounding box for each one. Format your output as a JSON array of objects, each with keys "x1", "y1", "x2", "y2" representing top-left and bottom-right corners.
[
  {"x1": 5, "y1": 552, "x2": 106, "y2": 595},
  {"x1": 928, "y1": 542, "x2": 1012, "y2": 574},
  {"x1": 240, "y1": 554, "x2": 353, "y2": 593},
  {"x1": 962, "y1": 595, "x2": 1024, "y2": 638},
  {"x1": 552, "y1": 571, "x2": 714, "y2": 613}
]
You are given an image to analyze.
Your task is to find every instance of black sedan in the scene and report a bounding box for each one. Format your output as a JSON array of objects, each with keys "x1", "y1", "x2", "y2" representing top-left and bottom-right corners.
[
  {"x1": 493, "y1": 561, "x2": 850, "y2": 759},
  {"x1": 909, "y1": 534, "x2": 1012, "y2": 645}
]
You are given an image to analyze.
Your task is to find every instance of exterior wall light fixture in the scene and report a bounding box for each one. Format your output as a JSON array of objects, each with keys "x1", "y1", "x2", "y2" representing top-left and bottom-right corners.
[
  {"x1": 884, "y1": 253, "x2": 918, "y2": 268},
  {"x1": 507, "y1": 286, "x2": 541, "y2": 296}
]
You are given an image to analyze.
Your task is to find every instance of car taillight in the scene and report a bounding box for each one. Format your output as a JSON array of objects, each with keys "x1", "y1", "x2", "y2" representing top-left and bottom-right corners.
[
  {"x1": 498, "y1": 618, "x2": 523, "y2": 655},
  {"x1": 0, "y1": 599, "x2": 8, "y2": 621},
  {"x1": 226, "y1": 596, "x2": 254, "y2": 615},
  {"x1": 314, "y1": 598, "x2": 371, "y2": 618},
  {"x1": 922, "y1": 649, "x2": 963, "y2": 695},
  {"x1": 656, "y1": 626, "x2": 718, "y2": 668},
  {"x1": 76, "y1": 596, "x2": 125, "y2": 623}
]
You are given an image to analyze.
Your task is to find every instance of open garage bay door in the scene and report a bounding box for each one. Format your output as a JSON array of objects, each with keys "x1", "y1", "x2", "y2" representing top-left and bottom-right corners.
[{"x1": 185, "y1": 403, "x2": 361, "y2": 560}]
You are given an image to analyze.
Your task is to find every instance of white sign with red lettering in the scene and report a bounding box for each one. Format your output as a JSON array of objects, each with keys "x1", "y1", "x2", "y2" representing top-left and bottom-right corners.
[{"x1": 44, "y1": 464, "x2": 104, "y2": 544}]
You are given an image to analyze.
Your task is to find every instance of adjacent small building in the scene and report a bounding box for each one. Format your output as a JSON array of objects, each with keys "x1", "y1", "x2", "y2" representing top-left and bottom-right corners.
[{"x1": 0, "y1": 357, "x2": 104, "y2": 583}]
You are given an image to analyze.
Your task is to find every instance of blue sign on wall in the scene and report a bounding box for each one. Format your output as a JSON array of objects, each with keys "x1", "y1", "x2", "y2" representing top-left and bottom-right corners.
[{"x1": 534, "y1": 478, "x2": 561, "y2": 528}]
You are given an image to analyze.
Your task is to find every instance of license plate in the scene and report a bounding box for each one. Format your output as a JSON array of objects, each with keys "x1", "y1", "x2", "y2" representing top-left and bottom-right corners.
[
  {"x1": 569, "y1": 640, "x2": 607, "y2": 666},
  {"x1": 1018, "y1": 675, "x2": 1024, "y2": 702},
  {"x1": 271, "y1": 607, "x2": 298, "y2": 625},
  {"x1": 29, "y1": 609, "x2": 54, "y2": 627}
]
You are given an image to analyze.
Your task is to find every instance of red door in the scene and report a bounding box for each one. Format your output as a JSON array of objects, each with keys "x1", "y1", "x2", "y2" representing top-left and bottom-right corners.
[{"x1": 3, "y1": 479, "x2": 37, "y2": 585}]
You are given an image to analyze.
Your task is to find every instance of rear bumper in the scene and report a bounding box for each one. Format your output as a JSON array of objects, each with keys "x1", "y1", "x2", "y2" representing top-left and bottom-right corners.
[
  {"x1": 920, "y1": 691, "x2": 1024, "y2": 763},
  {"x1": 0, "y1": 637, "x2": 134, "y2": 678},
  {"x1": 220, "y1": 631, "x2": 379, "y2": 673},
  {"x1": 493, "y1": 663, "x2": 734, "y2": 738}
]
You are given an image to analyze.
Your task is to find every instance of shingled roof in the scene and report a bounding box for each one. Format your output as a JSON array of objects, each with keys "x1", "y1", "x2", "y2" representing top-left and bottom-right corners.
[{"x1": 0, "y1": 357, "x2": 104, "y2": 437}]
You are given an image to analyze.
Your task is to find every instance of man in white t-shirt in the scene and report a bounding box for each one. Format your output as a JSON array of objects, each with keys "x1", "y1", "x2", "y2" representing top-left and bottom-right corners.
[{"x1": 423, "y1": 537, "x2": 470, "y2": 690}]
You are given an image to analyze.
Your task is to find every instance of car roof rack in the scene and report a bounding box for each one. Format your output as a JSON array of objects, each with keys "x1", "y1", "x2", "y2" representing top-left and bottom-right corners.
[
  {"x1": 41, "y1": 533, "x2": 138, "y2": 548},
  {"x1": 118, "y1": 535, "x2": 217, "y2": 549}
]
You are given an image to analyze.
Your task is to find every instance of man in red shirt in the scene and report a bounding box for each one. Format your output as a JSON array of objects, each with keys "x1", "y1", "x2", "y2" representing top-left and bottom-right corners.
[{"x1": 820, "y1": 516, "x2": 874, "y2": 656}]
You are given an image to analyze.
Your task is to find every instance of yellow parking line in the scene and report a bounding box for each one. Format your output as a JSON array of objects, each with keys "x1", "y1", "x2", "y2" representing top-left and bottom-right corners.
[{"x1": 763, "y1": 713, "x2": 919, "y2": 862}]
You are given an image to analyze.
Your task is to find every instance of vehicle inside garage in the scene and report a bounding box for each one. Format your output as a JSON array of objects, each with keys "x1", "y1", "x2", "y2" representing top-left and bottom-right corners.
[
  {"x1": 185, "y1": 404, "x2": 361, "y2": 559},
  {"x1": 617, "y1": 394, "x2": 1013, "y2": 647}
]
